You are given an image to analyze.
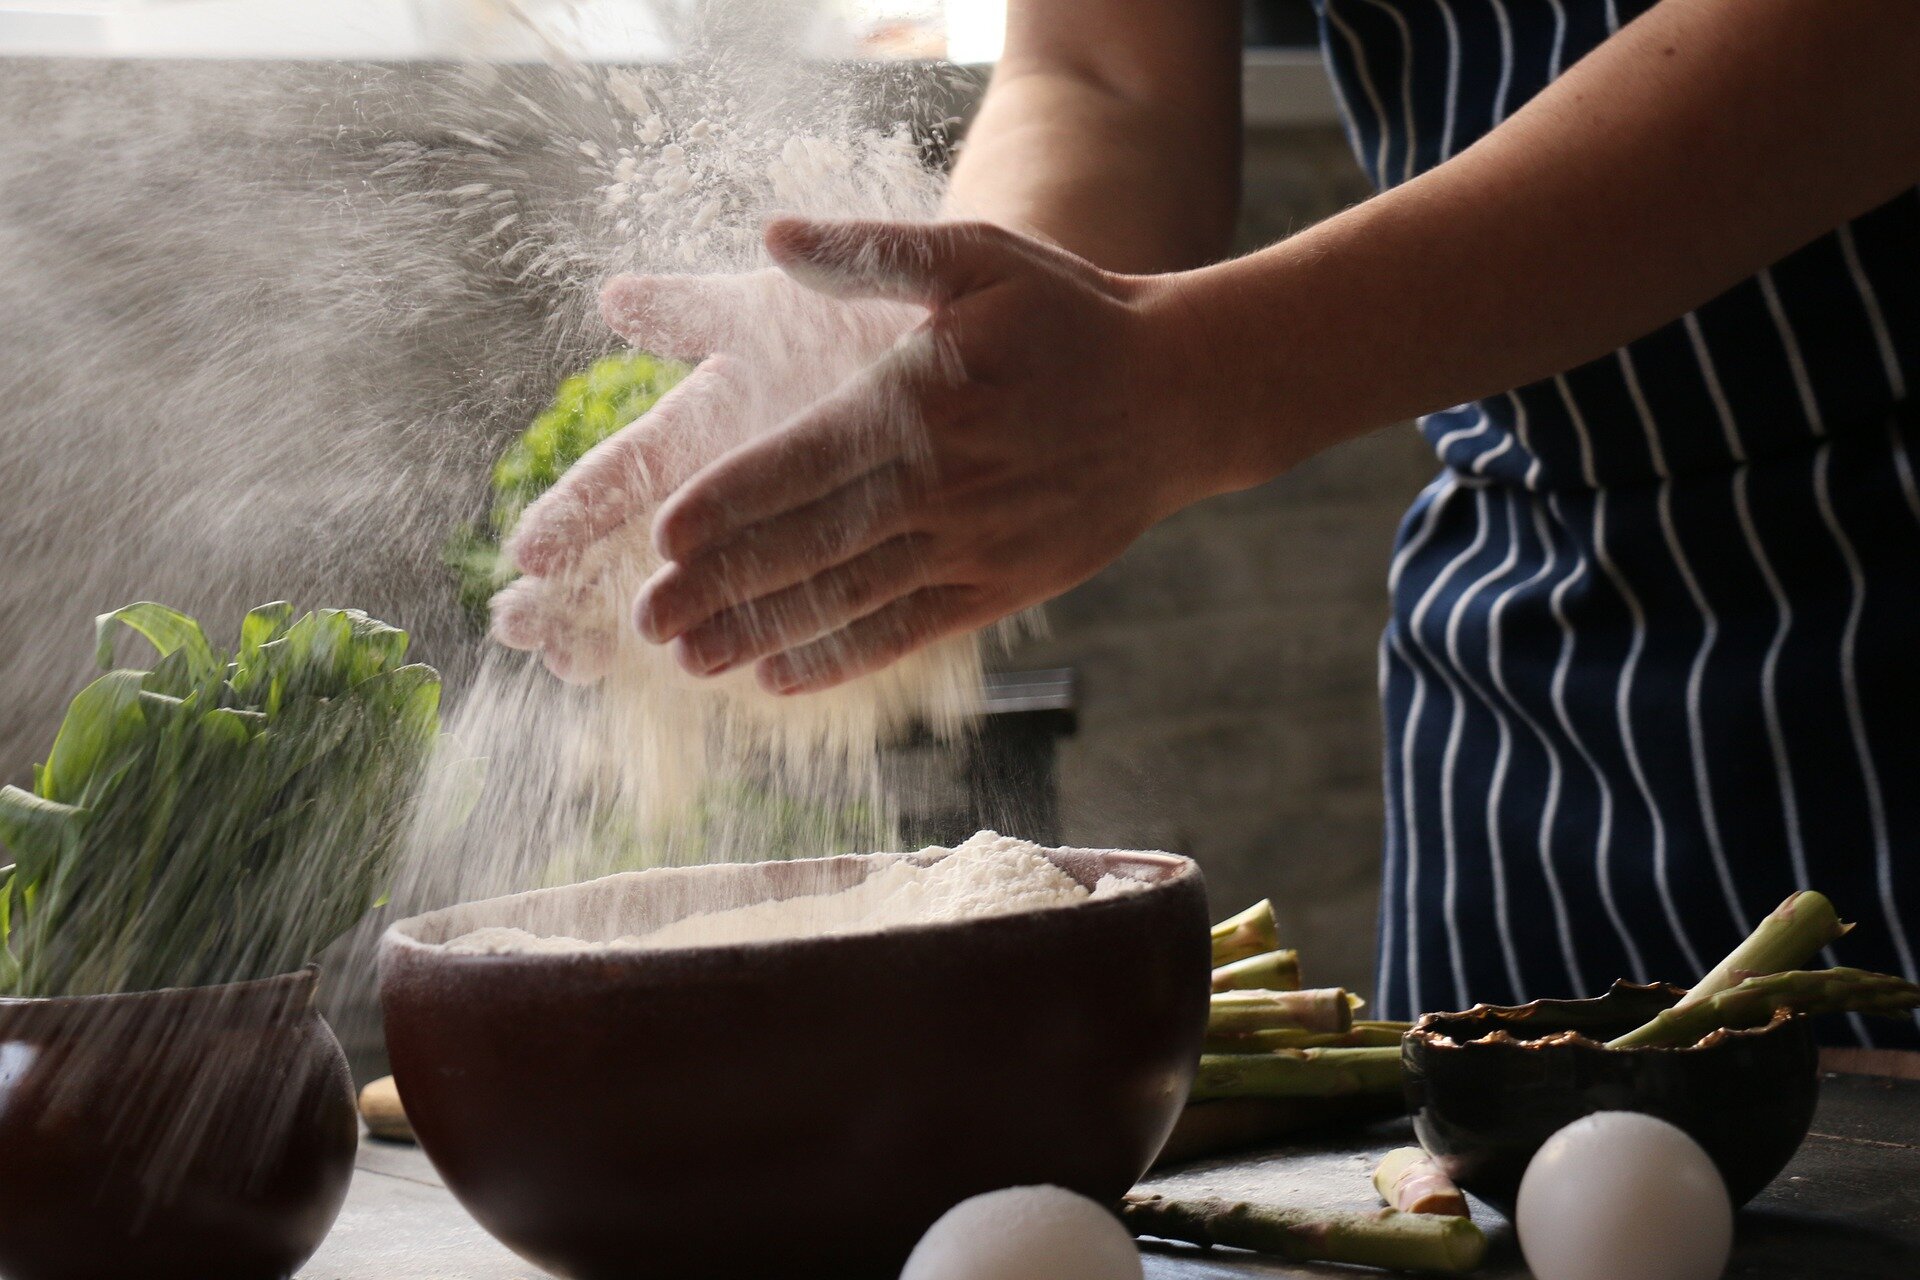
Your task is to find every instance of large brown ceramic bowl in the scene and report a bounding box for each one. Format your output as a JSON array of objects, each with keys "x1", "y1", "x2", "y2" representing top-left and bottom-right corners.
[
  {"x1": 0, "y1": 968, "x2": 359, "y2": 1280},
  {"x1": 1404, "y1": 981, "x2": 1819, "y2": 1217},
  {"x1": 380, "y1": 847, "x2": 1210, "y2": 1280}
]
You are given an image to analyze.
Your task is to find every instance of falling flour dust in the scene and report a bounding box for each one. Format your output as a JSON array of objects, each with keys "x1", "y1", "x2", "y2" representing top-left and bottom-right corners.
[
  {"x1": 444, "y1": 832, "x2": 1146, "y2": 955},
  {"x1": 378, "y1": 4, "x2": 1031, "y2": 938},
  {"x1": 0, "y1": 0, "x2": 1039, "y2": 1184},
  {"x1": 0, "y1": 0, "x2": 1034, "y2": 1016}
]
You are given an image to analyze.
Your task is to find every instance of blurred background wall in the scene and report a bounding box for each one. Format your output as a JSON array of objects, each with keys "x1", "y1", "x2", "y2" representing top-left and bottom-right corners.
[
  {"x1": 1015, "y1": 125, "x2": 1433, "y2": 994},
  {"x1": 0, "y1": 38, "x2": 1432, "y2": 1010}
]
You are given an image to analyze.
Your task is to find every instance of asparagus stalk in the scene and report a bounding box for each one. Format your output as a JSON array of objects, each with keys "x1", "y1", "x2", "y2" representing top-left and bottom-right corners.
[
  {"x1": 1374, "y1": 1147, "x2": 1469, "y2": 1217},
  {"x1": 1192, "y1": 1047, "x2": 1403, "y2": 1101},
  {"x1": 1205, "y1": 1022, "x2": 1409, "y2": 1053},
  {"x1": 1211, "y1": 948, "x2": 1301, "y2": 992},
  {"x1": 1687, "y1": 891, "x2": 1850, "y2": 998},
  {"x1": 1121, "y1": 1194, "x2": 1486, "y2": 1274},
  {"x1": 1209, "y1": 988, "x2": 1360, "y2": 1037},
  {"x1": 1608, "y1": 967, "x2": 1920, "y2": 1049},
  {"x1": 1611, "y1": 891, "x2": 1851, "y2": 1048},
  {"x1": 1355, "y1": 1019, "x2": 1415, "y2": 1036},
  {"x1": 1211, "y1": 900, "x2": 1279, "y2": 968}
]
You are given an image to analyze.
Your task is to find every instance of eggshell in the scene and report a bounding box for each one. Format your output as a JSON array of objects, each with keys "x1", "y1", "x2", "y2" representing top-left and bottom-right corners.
[
  {"x1": 901, "y1": 1185, "x2": 1144, "y2": 1280},
  {"x1": 1517, "y1": 1111, "x2": 1733, "y2": 1280}
]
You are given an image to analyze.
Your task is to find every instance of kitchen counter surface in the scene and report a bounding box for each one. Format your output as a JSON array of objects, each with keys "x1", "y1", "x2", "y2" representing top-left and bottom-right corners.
[{"x1": 300, "y1": 1071, "x2": 1919, "y2": 1279}]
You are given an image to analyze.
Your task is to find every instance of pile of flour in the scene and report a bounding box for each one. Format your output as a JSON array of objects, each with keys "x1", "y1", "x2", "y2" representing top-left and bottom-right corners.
[{"x1": 444, "y1": 831, "x2": 1145, "y2": 955}]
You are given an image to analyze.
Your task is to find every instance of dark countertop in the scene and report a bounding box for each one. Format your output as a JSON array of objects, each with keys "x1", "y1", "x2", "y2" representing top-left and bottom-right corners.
[{"x1": 299, "y1": 1072, "x2": 1919, "y2": 1279}]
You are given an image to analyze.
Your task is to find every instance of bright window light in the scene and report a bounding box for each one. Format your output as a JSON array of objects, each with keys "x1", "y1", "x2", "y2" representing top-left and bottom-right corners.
[
  {"x1": 943, "y1": 0, "x2": 1004, "y2": 64},
  {"x1": 0, "y1": 0, "x2": 1011, "y2": 59}
]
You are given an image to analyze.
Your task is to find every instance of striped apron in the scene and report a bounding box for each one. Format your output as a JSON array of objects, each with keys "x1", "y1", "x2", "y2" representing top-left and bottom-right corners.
[{"x1": 1317, "y1": 0, "x2": 1920, "y2": 1045}]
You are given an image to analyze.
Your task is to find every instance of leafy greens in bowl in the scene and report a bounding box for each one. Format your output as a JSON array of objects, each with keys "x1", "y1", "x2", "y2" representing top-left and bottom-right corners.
[{"x1": 0, "y1": 602, "x2": 452, "y2": 997}]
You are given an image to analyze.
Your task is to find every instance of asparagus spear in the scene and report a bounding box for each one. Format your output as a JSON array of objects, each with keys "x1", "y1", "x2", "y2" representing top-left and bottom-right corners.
[
  {"x1": 1608, "y1": 967, "x2": 1920, "y2": 1049},
  {"x1": 1211, "y1": 948, "x2": 1302, "y2": 992},
  {"x1": 1209, "y1": 988, "x2": 1360, "y2": 1037},
  {"x1": 1192, "y1": 1047, "x2": 1403, "y2": 1101},
  {"x1": 1611, "y1": 891, "x2": 1851, "y2": 1048},
  {"x1": 1206, "y1": 1023, "x2": 1408, "y2": 1053},
  {"x1": 1690, "y1": 890, "x2": 1850, "y2": 995},
  {"x1": 1121, "y1": 1193, "x2": 1486, "y2": 1274},
  {"x1": 1211, "y1": 900, "x2": 1279, "y2": 968},
  {"x1": 1374, "y1": 1147, "x2": 1469, "y2": 1217},
  {"x1": 1207, "y1": 1018, "x2": 1411, "y2": 1053}
]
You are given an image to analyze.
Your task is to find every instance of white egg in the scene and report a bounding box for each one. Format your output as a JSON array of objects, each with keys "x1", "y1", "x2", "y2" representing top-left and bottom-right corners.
[
  {"x1": 1516, "y1": 1111, "x2": 1733, "y2": 1280},
  {"x1": 901, "y1": 1185, "x2": 1144, "y2": 1280}
]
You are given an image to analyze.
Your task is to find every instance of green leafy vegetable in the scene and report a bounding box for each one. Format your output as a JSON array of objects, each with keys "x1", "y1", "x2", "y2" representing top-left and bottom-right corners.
[
  {"x1": 439, "y1": 350, "x2": 880, "y2": 874},
  {"x1": 447, "y1": 350, "x2": 687, "y2": 617},
  {"x1": 0, "y1": 602, "x2": 455, "y2": 996}
]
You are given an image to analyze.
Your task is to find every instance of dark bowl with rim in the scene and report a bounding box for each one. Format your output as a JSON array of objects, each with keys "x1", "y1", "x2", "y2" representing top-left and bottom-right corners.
[
  {"x1": 0, "y1": 967, "x2": 359, "y2": 1280},
  {"x1": 1403, "y1": 981, "x2": 1819, "y2": 1217},
  {"x1": 379, "y1": 847, "x2": 1211, "y2": 1280}
]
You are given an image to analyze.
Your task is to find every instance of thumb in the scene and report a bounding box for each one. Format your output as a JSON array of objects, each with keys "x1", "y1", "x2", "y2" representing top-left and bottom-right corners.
[{"x1": 765, "y1": 217, "x2": 1025, "y2": 307}]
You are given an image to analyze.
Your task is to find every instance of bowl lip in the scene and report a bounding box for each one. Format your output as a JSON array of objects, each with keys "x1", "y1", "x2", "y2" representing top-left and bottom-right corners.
[
  {"x1": 1405, "y1": 979, "x2": 1800, "y2": 1054},
  {"x1": 0, "y1": 965, "x2": 319, "y2": 1022},
  {"x1": 380, "y1": 846, "x2": 1201, "y2": 967}
]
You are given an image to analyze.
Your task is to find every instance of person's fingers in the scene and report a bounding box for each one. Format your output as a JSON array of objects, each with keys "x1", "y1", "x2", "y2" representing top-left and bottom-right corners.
[
  {"x1": 599, "y1": 273, "x2": 781, "y2": 360},
  {"x1": 765, "y1": 217, "x2": 1030, "y2": 307},
  {"x1": 508, "y1": 360, "x2": 737, "y2": 579},
  {"x1": 650, "y1": 347, "x2": 933, "y2": 563},
  {"x1": 489, "y1": 577, "x2": 560, "y2": 651},
  {"x1": 667, "y1": 534, "x2": 939, "y2": 676},
  {"x1": 633, "y1": 463, "x2": 917, "y2": 643},
  {"x1": 491, "y1": 575, "x2": 616, "y2": 684},
  {"x1": 541, "y1": 628, "x2": 615, "y2": 686},
  {"x1": 754, "y1": 584, "x2": 992, "y2": 695}
]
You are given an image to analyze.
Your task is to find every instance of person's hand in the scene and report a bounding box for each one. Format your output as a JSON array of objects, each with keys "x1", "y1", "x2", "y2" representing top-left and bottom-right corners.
[
  {"x1": 629, "y1": 218, "x2": 1242, "y2": 695},
  {"x1": 489, "y1": 266, "x2": 921, "y2": 682}
]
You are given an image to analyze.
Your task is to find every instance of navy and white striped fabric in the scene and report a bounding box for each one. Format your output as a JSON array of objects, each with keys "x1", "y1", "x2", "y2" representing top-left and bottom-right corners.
[{"x1": 1316, "y1": 0, "x2": 1920, "y2": 1045}]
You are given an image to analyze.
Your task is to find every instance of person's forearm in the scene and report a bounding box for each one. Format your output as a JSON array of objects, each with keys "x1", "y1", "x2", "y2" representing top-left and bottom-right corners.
[
  {"x1": 947, "y1": 0, "x2": 1242, "y2": 273},
  {"x1": 1173, "y1": 0, "x2": 1920, "y2": 489},
  {"x1": 950, "y1": 69, "x2": 1240, "y2": 271}
]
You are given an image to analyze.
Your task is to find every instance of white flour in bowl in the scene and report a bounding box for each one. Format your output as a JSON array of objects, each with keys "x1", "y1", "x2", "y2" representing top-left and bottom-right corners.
[{"x1": 443, "y1": 831, "x2": 1148, "y2": 955}]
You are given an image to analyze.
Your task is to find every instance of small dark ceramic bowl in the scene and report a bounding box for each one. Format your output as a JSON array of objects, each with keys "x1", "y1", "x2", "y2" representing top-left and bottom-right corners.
[
  {"x1": 380, "y1": 847, "x2": 1210, "y2": 1280},
  {"x1": 1404, "y1": 981, "x2": 1819, "y2": 1217},
  {"x1": 0, "y1": 968, "x2": 359, "y2": 1280}
]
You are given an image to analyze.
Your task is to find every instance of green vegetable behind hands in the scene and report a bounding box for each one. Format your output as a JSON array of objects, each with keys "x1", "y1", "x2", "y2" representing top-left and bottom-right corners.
[
  {"x1": 1121, "y1": 1193, "x2": 1486, "y2": 1275},
  {"x1": 1210, "y1": 899, "x2": 1278, "y2": 968},
  {"x1": 0, "y1": 602, "x2": 458, "y2": 996},
  {"x1": 447, "y1": 351, "x2": 687, "y2": 617},
  {"x1": 1607, "y1": 967, "x2": 1920, "y2": 1049}
]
